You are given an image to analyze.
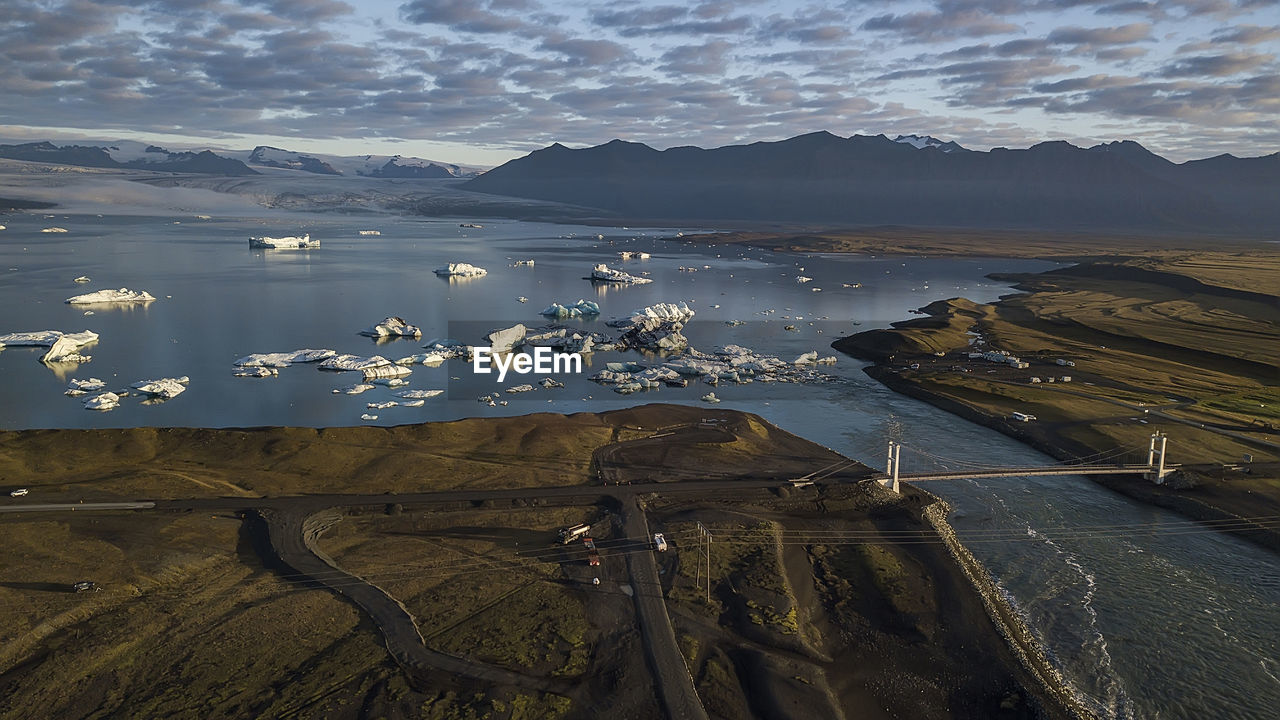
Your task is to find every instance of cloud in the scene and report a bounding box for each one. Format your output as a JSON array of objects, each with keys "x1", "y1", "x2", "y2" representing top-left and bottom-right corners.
[{"x1": 1159, "y1": 51, "x2": 1276, "y2": 77}]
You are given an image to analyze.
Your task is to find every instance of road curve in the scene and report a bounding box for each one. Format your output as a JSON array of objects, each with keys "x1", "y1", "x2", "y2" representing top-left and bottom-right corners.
[
  {"x1": 620, "y1": 497, "x2": 709, "y2": 720},
  {"x1": 257, "y1": 508, "x2": 574, "y2": 696}
]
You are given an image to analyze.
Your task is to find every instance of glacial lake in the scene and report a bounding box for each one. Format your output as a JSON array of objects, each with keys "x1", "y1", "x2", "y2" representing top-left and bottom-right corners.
[{"x1": 2, "y1": 211, "x2": 1277, "y2": 719}]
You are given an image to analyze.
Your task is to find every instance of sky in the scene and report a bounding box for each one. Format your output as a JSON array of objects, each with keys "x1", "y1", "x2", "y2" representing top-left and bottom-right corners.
[{"x1": 1, "y1": 0, "x2": 1277, "y2": 165}]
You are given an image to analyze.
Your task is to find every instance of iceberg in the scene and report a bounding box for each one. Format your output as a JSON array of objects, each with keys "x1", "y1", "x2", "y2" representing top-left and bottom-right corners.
[
  {"x1": 42, "y1": 335, "x2": 92, "y2": 363},
  {"x1": 84, "y1": 392, "x2": 120, "y2": 411},
  {"x1": 422, "y1": 338, "x2": 470, "y2": 359},
  {"x1": 540, "y1": 299, "x2": 601, "y2": 318},
  {"x1": 701, "y1": 392, "x2": 721, "y2": 403},
  {"x1": 334, "y1": 383, "x2": 375, "y2": 394},
  {"x1": 319, "y1": 354, "x2": 392, "y2": 372},
  {"x1": 505, "y1": 384, "x2": 535, "y2": 393},
  {"x1": 66, "y1": 288, "x2": 155, "y2": 305},
  {"x1": 362, "y1": 364, "x2": 412, "y2": 380},
  {"x1": 513, "y1": 259, "x2": 535, "y2": 266},
  {"x1": 358, "y1": 230, "x2": 381, "y2": 236},
  {"x1": 393, "y1": 389, "x2": 444, "y2": 400},
  {"x1": 539, "y1": 378, "x2": 565, "y2": 389},
  {"x1": 796, "y1": 276, "x2": 812, "y2": 283},
  {"x1": 517, "y1": 296, "x2": 529, "y2": 303},
  {"x1": 73, "y1": 276, "x2": 91, "y2": 283},
  {"x1": 371, "y1": 377, "x2": 409, "y2": 387},
  {"x1": 361, "y1": 316, "x2": 422, "y2": 338},
  {"x1": 233, "y1": 367, "x2": 278, "y2": 377},
  {"x1": 434, "y1": 262, "x2": 487, "y2": 277},
  {"x1": 65, "y1": 378, "x2": 106, "y2": 396},
  {"x1": 249, "y1": 234, "x2": 317, "y2": 249},
  {"x1": 367, "y1": 401, "x2": 398, "y2": 410},
  {"x1": 395, "y1": 353, "x2": 445, "y2": 366},
  {"x1": 42, "y1": 227, "x2": 68, "y2": 233},
  {"x1": 590, "y1": 264, "x2": 651, "y2": 284},
  {"x1": 794, "y1": 351, "x2": 818, "y2": 365},
  {"x1": 131, "y1": 377, "x2": 189, "y2": 399},
  {"x1": 234, "y1": 349, "x2": 336, "y2": 368},
  {"x1": 399, "y1": 399, "x2": 426, "y2": 407},
  {"x1": 484, "y1": 324, "x2": 527, "y2": 353},
  {"x1": 360, "y1": 414, "x2": 378, "y2": 421}
]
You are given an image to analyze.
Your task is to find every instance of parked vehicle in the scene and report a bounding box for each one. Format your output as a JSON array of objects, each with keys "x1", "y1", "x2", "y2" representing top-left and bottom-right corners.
[
  {"x1": 653, "y1": 533, "x2": 668, "y2": 552},
  {"x1": 559, "y1": 524, "x2": 590, "y2": 545},
  {"x1": 9, "y1": 488, "x2": 28, "y2": 497}
]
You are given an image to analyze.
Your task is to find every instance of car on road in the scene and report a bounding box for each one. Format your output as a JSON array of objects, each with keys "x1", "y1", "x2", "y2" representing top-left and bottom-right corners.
[
  {"x1": 583, "y1": 537, "x2": 596, "y2": 550},
  {"x1": 73, "y1": 581, "x2": 99, "y2": 593},
  {"x1": 588, "y1": 552, "x2": 600, "y2": 567},
  {"x1": 9, "y1": 489, "x2": 28, "y2": 497},
  {"x1": 653, "y1": 533, "x2": 667, "y2": 552}
]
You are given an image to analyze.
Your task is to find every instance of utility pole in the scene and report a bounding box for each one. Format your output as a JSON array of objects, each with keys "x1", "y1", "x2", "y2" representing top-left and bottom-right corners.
[{"x1": 696, "y1": 521, "x2": 713, "y2": 603}]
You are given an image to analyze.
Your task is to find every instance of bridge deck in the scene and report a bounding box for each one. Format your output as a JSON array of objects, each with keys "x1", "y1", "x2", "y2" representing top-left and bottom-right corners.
[{"x1": 884, "y1": 465, "x2": 1158, "y2": 482}]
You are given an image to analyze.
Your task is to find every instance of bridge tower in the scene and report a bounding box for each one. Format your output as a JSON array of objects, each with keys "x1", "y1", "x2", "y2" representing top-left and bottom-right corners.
[
  {"x1": 881, "y1": 441, "x2": 901, "y2": 493},
  {"x1": 1145, "y1": 431, "x2": 1172, "y2": 483}
]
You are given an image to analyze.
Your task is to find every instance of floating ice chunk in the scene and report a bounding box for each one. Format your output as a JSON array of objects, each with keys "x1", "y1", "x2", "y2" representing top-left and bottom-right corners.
[
  {"x1": 816, "y1": 356, "x2": 838, "y2": 365},
  {"x1": 393, "y1": 389, "x2": 444, "y2": 400},
  {"x1": 434, "y1": 262, "x2": 487, "y2": 277},
  {"x1": 506, "y1": 384, "x2": 535, "y2": 393},
  {"x1": 361, "y1": 316, "x2": 422, "y2": 338},
  {"x1": 701, "y1": 392, "x2": 721, "y2": 403},
  {"x1": 362, "y1": 364, "x2": 412, "y2": 380},
  {"x1": 319, "y1": 354, "x2": 392, "y2": 372},
  {"x1": 541, "y1": 299, "x2": 600, "y2": 318},
  {"x1": 794, "y1": 351, "x2": 818, "y2": 365},
  {"x1": 234, "y1": 348, "x2": 336, "y2": 368},
  {"x1": 0, "y1": 225, "x2": 5, "y2": 230},
  {"x1": 42, "y1": 227, "x2": 68, "y2": 233},
  {"x1": 395, "y1": 352, "x2": 445, "y2": 366},
  {"x1": 517, "y1": 296, "x2": 529, "y2": 303},
  {"x1": 422, "y1": 338, "x2": 470, "y2": 359},
  {"x1": 399, "y1": 399, "x2": 425, "y2": 407},
  {"x1": 371, "y1": 377, "x2": 409, "y2": 387},
  {"x1": 617, "y1": 251, "x2": 649, "y2": 260},
  {"x1": 65, "y1": 378, "x2": 106, "y2": 396},
  {"x1": 590, "y1": 264, "x2": 652, "y2": 284},
  {"x1": 485, "y1": 324, "x2": 527, "y2": 353},
  {"x1": 367, "y1": 401, "x2": 398, "y2": 409},
  {"x1": 460, "y1": 223, "x2": 483, "y2": 229},
  {"x1": 131, "y1": 377, "x2": 188, "y2": 399},
  {"x1": 724, "y1": 319, "x2": 745, "y2": 326},
  {"x1": 42, "y1": 335, "x2": 92, "y2": 363},
  {"x1": 612, "y1": 302, "x2": 694, "y2": 327},
  {"x1": 334, "y1": 383, "x2": 375, "y2": 394},
  {"x1": 513, "y1": 259, "x2": 535, "y2": 266},
  {"x1": 66, "y1": 288, "x2": 155, "y2": 305},
  {"x1": 84, "y1": 392, "x2": 120, "y2": 411},
  {"x1": 73, "y1": 276, "x2": 91, "y2": 283},
  {"x1": 233, "y1": 367, "x2": 278, "y2": 378},
  {"x1": 539, "y1": 377, "x2": 565, "y2": 388},
  {"x1": 358, "y1": 230, "x2": 381, "y2": 236},
  {"x1": 360, "y1": 414, "x2": 378, "y2": 421},
  {"x1": 811, "y1": 287, "x2": 821, "y2": 292},
  {"x1": 796, "y1": 276, "x2": 812, "y2": 283},
  {"x1": 249, "y1": 234, "x2": 317, "y2": 249}
]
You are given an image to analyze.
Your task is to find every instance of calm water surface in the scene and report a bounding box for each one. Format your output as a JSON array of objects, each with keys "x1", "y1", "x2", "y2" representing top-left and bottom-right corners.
[{"x1": 1, "y1": 212, "x2": 1276, "y2": 718}]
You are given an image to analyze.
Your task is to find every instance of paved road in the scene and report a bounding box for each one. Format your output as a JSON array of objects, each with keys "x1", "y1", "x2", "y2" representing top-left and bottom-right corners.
[
  {"x1": 0, "y1": 501, "x2": 156, "y2": 513},
  {"x1": 620, "y1": 497, "x2": 710, "y2": 720},
  {"x1": 259, "y1": 508, "x2": 572, "y2": 696}
]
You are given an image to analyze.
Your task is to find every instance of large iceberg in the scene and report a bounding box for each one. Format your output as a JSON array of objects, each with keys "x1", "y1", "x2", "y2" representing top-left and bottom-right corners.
[
  {"x1": 362, "y1": 364, "x2": 412, "y2": 380},
  {"x1": 590, "y1": 264, "x2": 652, "y2": 284},
  {"x1": 2, "y1": 330, "x2": 99, "y2": 363},
  {"x1": 610, "y1": 302, "x2": 693, "y2": 351},
  {"x1": 233, "y1": 348, "x2": 336, "y2": 368},
  {"x1": 484, "y1": 324, "x2": 527, "y2": 353},
  {"x1": 42, "y1": 335, "x2": 93, "y2": 363},
  {"x1": 132, "y1": 377, "x2": 189, "y2": 399},
  {"x1": 421, "y1": 338, "x2": 471, "y2": 359},
  {"x1": 361, "y1": 316, "x2": 422, "y2": 338},
  {"x1": 249, "y1": 234, "x2": 317, "y2": 249},
  {"x1": 434, "y1": 262, "x2": 487, "y2": 277},
  {"x1": 540, "y1": 299, "x2": 600, "y2": 318},
  {"x1": 84, "y1": 392, "x2": 120, "y2": 411},
  {"x1": 393, "y1": 389, "x2": 444, "y2": 400},
  {"x1": 65, "y1": 288, "x2": 155, "y2": 304},
  {"x1": 65, "y1": 378, "x2": 106, "y2": 395}
]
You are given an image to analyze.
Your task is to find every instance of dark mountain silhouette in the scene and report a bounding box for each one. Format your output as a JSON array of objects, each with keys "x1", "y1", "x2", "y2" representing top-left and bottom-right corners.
[
  {"x1": 463, "y1": 132, "x2": 1279, "y2": 233},
  {"x1": 0, "y1": 141, "x2": 258, "y2": 175},
  {"x1": 367, "y1": 157, "x2": 459, "y2": 178},
  {"x1": 248, "y1": 146, "x2": 340, "y2": 175}
]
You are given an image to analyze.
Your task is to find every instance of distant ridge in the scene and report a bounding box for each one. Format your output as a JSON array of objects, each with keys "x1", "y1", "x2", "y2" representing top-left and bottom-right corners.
[
  {"x1": 462, "y1": 132, "x2": 1280, "y2": 233},
  {"x1": 0, "y1": 141, "x2": 258, "y2": 175}
]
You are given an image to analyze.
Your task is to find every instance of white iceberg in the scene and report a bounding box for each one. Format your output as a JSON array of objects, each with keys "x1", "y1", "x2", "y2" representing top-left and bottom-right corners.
[
  {"x1": 395, "y1": 353, "x2": 445, "y2": 366},
  {"x1": 319, "y1": 354, "x2": 392, "y2": 372},
  {"x1": 358, "y1": 230, "x2": 381, "y2": 236},
  {"x1": 84, "y1": 392, "x2": 120, "y2": 411},
  {"x1": 399, "y1": 399, "x2": 426, "y2": 407},
  {"x1": 65, "y1": 378, "x2": 106, "y2": 396},
  {"x1": 613, "y1": 302, "x2": 695, "y2": 328},
  {"x1": 42, "y1": 335, "x2": 93, "y2": 363},
  {"x1": 233, "y1": 367, "x2": 278, "y2": 378},
  {"x1": 361, "y1": 316, "x2": 422, "y2": 338},
  {"x1": 796, "y1": 276, "x2": 812, "y2": 283},
  {"x1": 367, "y1": 401, "x2": 398, "y2": 410},
  {"x1": 334, "y1": 383, "x2": 375, "y2": 394},
  {"x1": 517, "y1": 296, "x2": 529, "y2": 303},
  {"x1": 794, "y1": 351, "x2": 819, "y2": 365},
  {"x1": 249, "y1": 234, "x2": 317, "y2": 249},
  {"x1": 131, "y1": 377, "x2": 189, "y2": 399},
  {"x1": 590, "y1": 264, "x2": 652, "y2": 284},
  {"x1": 541, "y1": 299, "x2": 601, "y2": 318},
  {"x1": 234, "y1": 348, "x2": 336, "y2": 368},
  {"x1": 513, "y1": 259, "x2": 535, "y2": 266},
  {"x1": 370, "y1": 377, "x2": 409, "y2": 387},
  {"x1": 42, "y1": 227, "x2": 68, "y2": 233},
  {"x1": 434, "y1": 262, "x2": 487, "y2": 277},
  {"x1": 485, "y1": 324, "x2": 527, "y2": 353},
  {"x1": 66, "y1": 288, "x2": 155, "y2": 305},
  {"x1": 73, "y1": 276, "x2": 91, "y2": 283},
  {"x1": 701, "y1": 392, "x2": 721, "y2": 403},
  {"x1": 362, "y1": 364, "x2": 412, "y2": 380},
  {"x1": 540, "y1": 377, "x2": 565, "y2": 388},
  {"x1": 505, "y1": 384, "x2": 535, "y2": 393},
  {"x1": 360, "y1": 413, "x2": 378, "y2": 421},
  {"x1": 393, "y1": 389, "x2": 444, "y2": 400}
]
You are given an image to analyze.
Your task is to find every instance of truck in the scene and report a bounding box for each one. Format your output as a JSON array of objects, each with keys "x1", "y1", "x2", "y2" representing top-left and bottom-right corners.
[{"x1": 559, "y1": 524, "x2": 590, "y2": 545}]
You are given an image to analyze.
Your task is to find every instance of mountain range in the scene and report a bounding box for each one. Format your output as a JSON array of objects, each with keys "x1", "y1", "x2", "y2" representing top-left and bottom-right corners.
[{"x1": 462, "y1": 132, "x2": 1280, "y2": 233}]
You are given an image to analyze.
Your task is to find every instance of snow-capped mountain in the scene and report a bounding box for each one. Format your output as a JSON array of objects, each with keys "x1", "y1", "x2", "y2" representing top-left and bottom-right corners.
[
  {"x1": 247, "y1": 146, "x2": 341, "y2": 175},
  {"x1": 0, "y1": 140, "x2": 258, "y2": 175},
  {"x1": 892, "y1": 134, "x2": 967, "y2": 153},
  {"x1": 242, "y1": 147, "x2": 484, "y2": 178}
]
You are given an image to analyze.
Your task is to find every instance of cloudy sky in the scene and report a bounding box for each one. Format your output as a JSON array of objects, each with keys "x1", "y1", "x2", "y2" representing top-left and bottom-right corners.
[{"x1": 1, "y1": 0, "x2": 1277, "y2": 164}]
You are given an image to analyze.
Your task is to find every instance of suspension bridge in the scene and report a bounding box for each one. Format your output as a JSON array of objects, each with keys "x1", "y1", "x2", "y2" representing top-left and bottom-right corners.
[{"x1": 801, "y1": 431, "x2": 1176, "y2": 493}]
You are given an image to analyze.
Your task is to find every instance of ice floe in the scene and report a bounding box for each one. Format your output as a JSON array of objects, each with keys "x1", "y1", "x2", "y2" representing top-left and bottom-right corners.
[
  {"x1": 65, "y1": 288, "x2": 155, "y2": 305},
  {"x1": 360, "y1": 414, "x2": 378, "y2": 421},
  {"x1": 541, "y1": 299, "x2": 600, "y2": 318},
  {"x1": 319, "y1": 354, "x2": 393, "y2": 372},
  {"x1": 394, "y1": 389, "x2": 444, "y2": 400},
  {"x1": 42, "y1": 227, "x2": 68, "y2": 233},
  {"x1": 395, "y1": 352, "x2": 445, "y2": 366},
  {"x1": 618, "y1": 251, "x2": 650, "y2": 260},
  {"x1": 434, "y1": 262, "x2": 488, "y2": 277},
  {"x1": 422, "y1": 338, "x2": 471, "y2": 359},
  {"x1": 367, "y1": 401, "x2": 398, "y2": 410},
  {"x1": 796, "y1": 276, "x2": 812, "y2": 283},
  {"x1": 608, "y1": 302, "x2": 693, "y2": 351},
  {"x1": 590, "y1": 264, "x2": 651, "y2": 284},
  {"x1": 84, "y1": 392, "x2": 120, "y2": 411},
  {"x1": 362, "y1": 364, "x2": 412, "y2": 381},
  {"x1": 233, "y1": 349, "x2": 336, "y2": 368},
  {"x1": 333, "y1": 383, "x2": 375, "y2": 394},
  {"x1": 131, "y1": 377, "x2": 189, "y2": 399},
  {"x1": 42, "y1": 335, "x2": 93, "y2": 363},
  {"x1": 485, "y1": 324, "x2": 527, "y2": 353},
  {"x1": 73, "y1": 276, "x2": 91, "y2": 283},
  {"x1": 249, "y1": 234, "x2": 317, "y2": 249},
  {"x1": 512, "y1": 259, "x2": 535, "y2": 266},
  {"x1": 701, "y1": 392, "x2": 721, "y2": 403},
  {"x1": 65, "y1": 378, "x2": 106, "y2": 396},
  {"x1": 505, "y1": 384, "x2": 535, "y2": 393},
  {"x1": 361, "y1": 316, "x2": 421, "y2": 338},
  {"x1": 358, "y1": 230, "x2": 381, "y2": 236},
  {"x1": 233, "y1": 367, "x2": 278, "y2": 378}
]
